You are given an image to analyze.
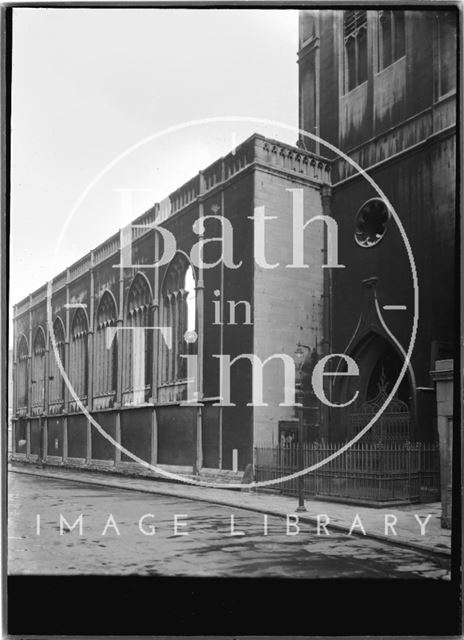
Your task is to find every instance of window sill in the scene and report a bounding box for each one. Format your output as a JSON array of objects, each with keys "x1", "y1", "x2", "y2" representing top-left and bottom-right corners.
[
  {"x1": 341, "y1": 79, "x2": 368, "y2": 98},
  {"x1": 434, "y1": 89, "x2": 456, "y2": 104},
  {"x1": 158, "y1": 380, "x2": 188, "y2": 388},
  {"x1": 299, "y1": 35, "x2": 320, "y2": 51},
  {"x1": 375, "y1": 54, "x2": 406, "y2": 76}
]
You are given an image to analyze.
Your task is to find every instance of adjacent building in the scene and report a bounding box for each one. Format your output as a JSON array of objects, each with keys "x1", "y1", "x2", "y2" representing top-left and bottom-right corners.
[{"x1": 298, "y1": 8, "x2": 456, "y2": 442}]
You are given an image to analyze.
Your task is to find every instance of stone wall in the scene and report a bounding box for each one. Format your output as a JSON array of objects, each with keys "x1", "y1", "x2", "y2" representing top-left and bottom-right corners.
[{"x1": 253, "y1": 169, "x2": 325, "y2": 445}]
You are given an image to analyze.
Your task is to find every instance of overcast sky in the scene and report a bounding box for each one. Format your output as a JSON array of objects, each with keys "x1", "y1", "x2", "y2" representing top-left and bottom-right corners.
[{"x1": 10, "y1": 7, "x2": 299, "y2": 320}]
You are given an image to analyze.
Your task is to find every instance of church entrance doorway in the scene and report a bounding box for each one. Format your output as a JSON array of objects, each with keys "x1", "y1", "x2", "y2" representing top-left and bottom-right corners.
[{"x1": 347, "y1": 336, "x2": 413, "y2": 442}]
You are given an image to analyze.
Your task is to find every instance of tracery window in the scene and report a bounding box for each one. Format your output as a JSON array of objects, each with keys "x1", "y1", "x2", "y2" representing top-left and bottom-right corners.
[
  {"x1": 343, "y1": 10, "x2": 368, "y2": 92},
  {"x1": 160, "y1": 254, "x2": 197, "y2": 386},
  {"x1": 378, "y1": 10, "x2": 405, "y2": 71},
  {"x1": 31, "y1": 327, "x2": 46, "y2": 412},
  {"x1": 16, "y1": 335, "x2": 29, "y2": 412},
  {"x1": 49, "y1": 318, "x2": 66, "y2": 408},
  {"x1": 354, "y1": 198, "x2": 390, "y2": 248},
  {"x1": 69, "y1": 308, "x2": 88, "y2": 401},
  {"x1": 94, "y1": 291, "x2": 118, "y2": 399},
  {"x1": 122, "y1": 273, "x2": 152, "y2": 405}
]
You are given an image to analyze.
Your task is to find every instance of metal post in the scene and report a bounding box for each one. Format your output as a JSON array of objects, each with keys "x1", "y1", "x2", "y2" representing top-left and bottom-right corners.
[
  {"x1": 38, "y1": 415, "x2": 45, "y2": 465},
  {"x1": 320, "y1": 184, "x2": 332, "y2": 440},
  {"x1": 88, "y1": 255, "x2": 95, "y2": 411},
  {"x1": 42, "y1": 321, "x2": 50, "y2": 465},
  {"x1": 64, "y1": 271, "x2": 70, "y2": 411},
  {"x1": 193, "y1": 173, "x2": 205, "y2": 475},
  {"x1": 294, "y1": 343, "x2": 308, "y2": 512},
  {"x1": 296, "y1": 392, "x2": 307, "y2": 512}
]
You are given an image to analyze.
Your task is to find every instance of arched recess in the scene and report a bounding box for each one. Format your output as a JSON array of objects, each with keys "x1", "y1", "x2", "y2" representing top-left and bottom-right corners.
[
  {"x1": 69, "y1": 307, "x2": 89, "y2": 403},
  {"x1": 331, "y1": 330, "x2": 416, "y2": 440},
  {"x1": 94, "y1": 290, "x2": 118, "y2": 401},
  {"x1": 160, "y1": 252, "x2": 197, "y2": 386},
  {"x1": 122, "y1": 272, "x2": 152, "y2": 405},
  {"x1": 31, "y1": 327, "x2": 46, "y2": 413},
  {"x1": 16, "y1": 334, "x2": 29, "y2": 413},
  {"x1": 49, "y1": 317, "x2": 66, "y2": 411}
]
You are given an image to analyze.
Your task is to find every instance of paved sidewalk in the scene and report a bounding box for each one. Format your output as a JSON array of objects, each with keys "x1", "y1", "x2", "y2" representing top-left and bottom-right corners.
[{"x1": 9, "y1": 462, "x2": 451, "y2": 557}]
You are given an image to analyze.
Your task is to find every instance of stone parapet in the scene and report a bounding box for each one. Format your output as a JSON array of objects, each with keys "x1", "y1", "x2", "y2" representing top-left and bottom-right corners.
[{"x1": 13, "y1": 132, "x2": 332, "y2": 319}]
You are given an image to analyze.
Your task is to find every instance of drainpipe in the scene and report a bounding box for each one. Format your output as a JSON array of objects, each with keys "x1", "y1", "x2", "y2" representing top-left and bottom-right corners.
[
  {"x1": 27, "y1": 298, "x2": 32, "y2": 460},
  {"x1": 194, "y1": 172, "x2": 205, "y2": 475},
  {"x1": 88, "y1": 253, "x2": 95, "y2": 411},
  {"x1": 114, "y1": 238, "x2": 125, "y2": 466},
  {"x1": 87, "y1": 255, "x2": 95, "y2": 463},
  {"x1": 12, "y1": 316, "x2": 17, "y2": 454},
  {"x1": 219, "y1": 162, "x2": 225, "y2": 470},
  {"x1": 320, "y1": 184, "x2": 332, "y2": 440},
  {"x1": 63, "y1": 271, "x2": 70, "y2": 462},
  {"x1": 43, "y1": 312, "x2": 50, "y2": 462},
  {"x1": 151, "y1": 203, "x2": 160, "y2": 466}
]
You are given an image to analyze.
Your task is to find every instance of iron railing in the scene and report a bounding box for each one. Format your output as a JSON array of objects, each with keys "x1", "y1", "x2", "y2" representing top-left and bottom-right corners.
[{"x1": 254, "y1": 442, "x2": 440, "y2": 504}]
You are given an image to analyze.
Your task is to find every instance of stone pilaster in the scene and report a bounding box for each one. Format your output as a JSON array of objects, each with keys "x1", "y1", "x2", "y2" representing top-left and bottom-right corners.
[{"x1": 430, "y1": 359, "x2": 454, "y2": 529}]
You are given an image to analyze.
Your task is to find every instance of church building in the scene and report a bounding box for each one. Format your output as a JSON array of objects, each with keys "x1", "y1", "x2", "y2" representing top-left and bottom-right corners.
[
  {"x1": 11, "y1": 9, "x2": 456, "y2": 481},
  {"x1": 12, "y1": 134, "x2": 331, "y2": 475},
  {"x1": 298, "y1": 8, "x2": 456, "y2": 442}
]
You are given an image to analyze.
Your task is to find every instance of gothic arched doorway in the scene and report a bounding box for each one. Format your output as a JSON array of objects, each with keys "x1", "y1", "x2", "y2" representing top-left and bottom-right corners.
[
  {"x1": 332, "y1": 333, "x2": 415, "y2": 442},
  {"x1": 349, "y1": 336, "x2": 414, "y2": 442}
]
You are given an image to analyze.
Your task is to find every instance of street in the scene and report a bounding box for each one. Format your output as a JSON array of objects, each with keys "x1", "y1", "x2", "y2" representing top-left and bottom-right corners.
[{"x1": 8, "y1": 473, "x2": 450, "y2": 578}]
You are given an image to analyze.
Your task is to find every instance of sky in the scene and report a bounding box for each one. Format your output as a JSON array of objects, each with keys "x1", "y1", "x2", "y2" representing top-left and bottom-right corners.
[{"x1": 10, "y1": 7, "x2": 299, "y2": 322}]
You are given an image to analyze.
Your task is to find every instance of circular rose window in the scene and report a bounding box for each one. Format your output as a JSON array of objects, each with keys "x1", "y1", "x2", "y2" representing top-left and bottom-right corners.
[{"x1": 354, "y1": 198, "x2": 390, "y2": 248}]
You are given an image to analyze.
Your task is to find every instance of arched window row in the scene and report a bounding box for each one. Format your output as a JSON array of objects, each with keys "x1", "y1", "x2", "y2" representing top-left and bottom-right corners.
[{"x1": 15, "y1": 264, "x2": 199, "y2": 413}]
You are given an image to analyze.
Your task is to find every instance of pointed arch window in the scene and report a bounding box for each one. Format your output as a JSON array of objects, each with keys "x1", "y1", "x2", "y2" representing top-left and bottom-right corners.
[
  {"x1": 378, "y1": 10, "x2": 405, "y2": 71},
  {"x1": 49, "y1": 318, "x2": 66, "y2": 410},
  {"x1": 31, "y1": 328, "x2": 46, "y2": 412},
  {"x1": 160, "y1": 254, "x2": 197, "y2": 386},
  {"x1": 16, "y1": 335, "x2": 29, "y2": 413},
  {"x1": 122, "y1": 273, "x2": 152, "y2": 405},
  {"x1": 343, "y1": 10, "x2": 368, "y2": 92},
  {"x1": 94, "y1": 291, "x2": 118, "y2": 400},
  {"x1": 70, "y1": 308, "x2": 88, "y2": 402}
]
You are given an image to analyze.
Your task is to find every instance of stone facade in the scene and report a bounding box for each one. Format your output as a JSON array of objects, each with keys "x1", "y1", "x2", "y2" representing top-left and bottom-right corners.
[
  {"x1": 298, "y1": 9, "x2": 456, "y2": 442},
  {"x1": 11, "y1": 134, "x2": 331, "y2": 476},
  {"x1": 11, "y1": 9, "x2": 456, "y2": 484}
]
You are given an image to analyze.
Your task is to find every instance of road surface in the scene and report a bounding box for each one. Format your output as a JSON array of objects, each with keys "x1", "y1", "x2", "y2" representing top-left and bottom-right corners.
[{"x1": 8, "y1": 473, "x2": 450, "y2": 578}]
